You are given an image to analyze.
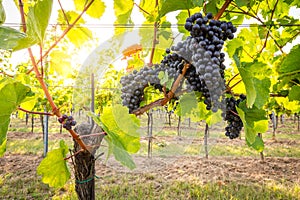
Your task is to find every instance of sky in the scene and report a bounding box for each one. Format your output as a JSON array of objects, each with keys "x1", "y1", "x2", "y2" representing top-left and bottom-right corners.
[{"x1": 2, "y1": 0, "x2": 300, "y2": 69}]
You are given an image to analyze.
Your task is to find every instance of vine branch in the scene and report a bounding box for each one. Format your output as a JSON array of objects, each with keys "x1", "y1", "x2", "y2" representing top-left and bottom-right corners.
[
  {"x1": 58, "y1": 0, "x2": 70, "y2": 25},
  {"x1": 259, "y1": 0, "x2": 279, "y2": 54},
  {"x1": 149, "y1": 0, "x2": 159, "y2": 66},
  {"x1": 26, "y1": 0, "x2": 95, "y2": 74},
  {"x1": 18, "y1": 0, "x2": 89, "y2": 152},
  {"x1": 18, "y1": 107, "x2": 54, "y2": 116},
  {"x1": 214, "y1": 0, "x2": 232, "y2": 20},
  {"x1": 133, "y1": 63, "x2": 189, "y2": 116}
]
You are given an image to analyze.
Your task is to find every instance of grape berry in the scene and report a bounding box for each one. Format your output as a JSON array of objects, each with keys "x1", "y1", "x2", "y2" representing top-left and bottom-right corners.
[
  {"x1": 224, "y1": 94, "x2": 246, "y2": 139},
  {"x1": 58, "y1": 114, "x2": 76, "y2": 130},
  {"x1": 120, "y1": 12, "x2": 243, "y2": 139}
]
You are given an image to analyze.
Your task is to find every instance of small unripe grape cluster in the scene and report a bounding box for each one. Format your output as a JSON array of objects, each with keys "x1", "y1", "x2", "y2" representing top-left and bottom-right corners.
[{"x1": 58, "y1": 114, "x2": 76, "y2": 130}]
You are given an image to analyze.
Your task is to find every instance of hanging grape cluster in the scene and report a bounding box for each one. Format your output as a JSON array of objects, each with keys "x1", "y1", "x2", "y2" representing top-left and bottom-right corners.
[
  {"x1": 120, "y1": 63, "x2": 180, "y2": 113},
  {"x1": 224, "y1": 94, "x2": 246, "y2": 139},
  {"x1": 120, "y1": 12, "x2": 237, "y2": 113},
  {"x1": 58, "y1": 114, "x2": 76, "y2": 130},
  {"x1": 170, "y1": 12, "x2": 237, "y2": 112}
]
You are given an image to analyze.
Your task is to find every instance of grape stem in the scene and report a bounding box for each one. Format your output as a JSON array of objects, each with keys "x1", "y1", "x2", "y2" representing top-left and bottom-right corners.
[
  {"x1": 230, "y1": 110, "x2": 239, "y2": 116},
  {"x1": 226, "y1": 79, "x2": 242, "y2": 92},
  {"x1": 226, "y1": 73, "x2": 240, "y2": 87},
  {"x1": 259, "y1": 0, "x2": 279, "y2": 54},
  {"x1": 133, "y1": 63, "x2": 189, "y2": 116},
  {"x1": 18, "y1": 107, "x2": 54, "y2": 116},
  {"x1": 18, "y1": 0, "x2": 90, "y2": 152},
  {"x1": 58, "y1": 0, "x2": 70, "y2": 25},
  {"x1": 133, "y1": 2, "x2": 151, "y2": 15},
  {"x1": 214, "y1": 0, "x2": 232, "y2": 20}
]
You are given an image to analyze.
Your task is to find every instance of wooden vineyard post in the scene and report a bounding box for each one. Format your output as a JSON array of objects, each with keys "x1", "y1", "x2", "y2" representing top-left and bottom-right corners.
[
  {"x1": 271, "y1": 111, "x2": 277, "y2": 140},
  {"x1": 204, "y1": 123, "x2": 209, "y2": 159},
  {"x1": 73, "y1": 123, "x2": 104, "y2": 200},
  {"x1": 147, "y1": 110, "x2": 153, "y2": 158},
  {"x1": 177, "y1": 116, "x2": 181, "y2": 136},
  {"x1": 31, "y1": 114, "x2": 34, "y2": 133}
]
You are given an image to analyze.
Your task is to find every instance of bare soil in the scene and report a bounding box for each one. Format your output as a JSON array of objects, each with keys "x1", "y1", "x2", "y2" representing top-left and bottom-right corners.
[{"x1": 1, "y1": 122, "x2": 299, "y2": 198}]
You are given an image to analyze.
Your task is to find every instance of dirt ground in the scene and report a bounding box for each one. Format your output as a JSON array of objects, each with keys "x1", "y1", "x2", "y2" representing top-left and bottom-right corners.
[
  {"x1": 1, "y1": 122, "x2": 299, "y2": 198},
  {"x1": 1, "y1": 130, "x2": 299, "y2": 187}
]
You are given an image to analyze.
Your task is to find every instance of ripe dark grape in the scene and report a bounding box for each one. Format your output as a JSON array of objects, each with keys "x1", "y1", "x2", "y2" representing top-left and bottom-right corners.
[
  {"x1": 223, "y1": 95, "x2": 246, "y2": 139},
  {"x1": 120, "y1": 12, "x2": 236, "y2": 114},
  {"x1": 120, "y1": 61, "x2": 182, "y2": 113},
  {"x1": 58, "y1": 114, "x2": 77, "y2": 130}
]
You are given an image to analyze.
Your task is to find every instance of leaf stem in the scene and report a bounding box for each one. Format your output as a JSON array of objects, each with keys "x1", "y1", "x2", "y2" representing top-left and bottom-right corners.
[
  {"x1": 58, "y1": 0, "x2": 70, "y2": 25},
  {"x1": 133, "y1": 2, "x2": 150, "y2": 15},
  {"x1": 227, "y1": 79, "x2": 242, "y2": 92},
  {"x1": 18, "y1": 107, "x2": 54, "y2": 116},
  {"x1": 227, "y1": 73, "x2": 240, "y2": 87}
]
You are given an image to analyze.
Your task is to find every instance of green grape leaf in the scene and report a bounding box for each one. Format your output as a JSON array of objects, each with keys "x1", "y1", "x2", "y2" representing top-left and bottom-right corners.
[
  {"x1": 109, "y1": 141, "x2": 136, "y2": 170},
  {"x1": 235, "y1": 0, "x2": 250, "y2": 7},
  {"x1": 205, "y1": 0, "x2": 218, "y2": 15},
  {"x1": 158, "y1": 71, "x2": 168, "y2": 84},
  {"x1": 176, "y1": 11, "x2": 190, "y2": 36},
  {"x1": 13, "y1": 36, "x2": 37, "y2": 51},
  {"x1": 206, "y1": 110, "x2": 223, "y2": 126},
  {"x1": 0, "y1": 78, "x2": 32, "y2": 156},
  {"x1": 238, "y1": 67, "x2": 256, "y2": 108},
  {"x1": 89, "y1": 106, "x2": 140, "y2": 169},
  {"x1": 26, "y1": 0, "x2": 53, "y2": 43},
  {"x1": 139, "y1": 0, "x2": 157, "y2": 22},
  {"x1": 57, "y1": 10, "x2": 83, "y2": 24},
  {"x1": 140, "y1": 85, "x2": 164, "y2": 107},
  {"x1": 0, "y1": 1, "x2": 6, "y2": 25},
  {"x1": 0, "y1": 26, "x2": 26, "y2": 50},
  {"x1": 114, "y1": 0, "x2": 134, "y2": 35},
  {"x1": 50, "y1": 50, "x2": 72, "y2": 77},
  {"x1": 252, "y1": 78, "x2": 271, "y2": 108},
  {"x1": 234, "y1": 54, "x2": 270, "y2": 108},
  {"x1": 74, "y1": 0, "x2": 105, "y2": 18},
  {"x1": 189, "y1": 101, "x2": 209, "y2": 121},
  {"x1": 178, "y1": 93, "x2": 198, "y2": 117},
  {"x1": 246, "y1": 135, "x2": 264, "y2": 152},
  {"x1": 158, "y1": 71, "x2": 173, "y2": 89},
  {"x1": 279, "y1": 44, "x2": 300, "y2": 75},
  {"x1": 57, "y1": 10, "x2": 93, "y2": 46},
  {"x1": 158, "y1": 0, "x2": 202, "y2": 19},
  {"x1": 37, "y1": 140, "x2": 70, "y2": 188},
  {"x1": 67, "y1": 27, "x2": 93, "y2": 47},
  {"x1": 236, "y1": 101, "x2": 268, "y2": 147},
  {"x1": 289, "y1": 85, "x2": 300, "y2": 101}
]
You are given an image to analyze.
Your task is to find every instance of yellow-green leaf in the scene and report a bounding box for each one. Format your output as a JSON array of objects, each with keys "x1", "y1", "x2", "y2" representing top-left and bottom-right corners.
[
  {"x1": 37, "y1": 140, "x2": 70, "y2": 188},
  {"x1": 74, "y1": 0, "x2": 105, "y2": 19}
]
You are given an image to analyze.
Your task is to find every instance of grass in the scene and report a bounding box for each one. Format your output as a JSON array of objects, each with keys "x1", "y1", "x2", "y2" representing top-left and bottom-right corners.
[
  {"x1": 94, "y1": 179, "x2": 300, "y2": 200},
  {"x1": 0, "y1": 173, "x2": 55, "y2": 199},
  {"x1": 2, "y1": 173, "x2": 298, "y2": 200},
  {"x1": 6, "y1": 138, "x2": 73, "y2": 155},
  {"x1": 2, "y1": 117, "x2": 299, "y2": 199}
]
